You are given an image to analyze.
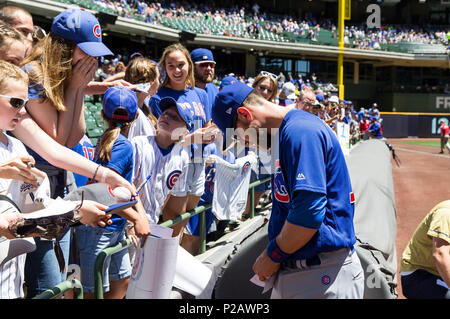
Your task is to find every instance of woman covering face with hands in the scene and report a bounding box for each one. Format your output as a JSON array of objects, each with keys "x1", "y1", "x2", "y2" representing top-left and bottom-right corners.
[{"x1": 13, "y1": 8, "x2": 115, "y2": 298}]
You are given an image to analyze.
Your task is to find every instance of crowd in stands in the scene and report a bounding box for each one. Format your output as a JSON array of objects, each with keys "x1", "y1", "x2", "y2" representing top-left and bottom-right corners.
[{"x1": 88, "y1": 0, "x2": 449, "y2": 49}]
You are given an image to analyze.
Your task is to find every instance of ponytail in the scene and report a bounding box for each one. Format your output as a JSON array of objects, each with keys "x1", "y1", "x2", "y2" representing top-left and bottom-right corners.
[{"x1": 95, "y1": 110, "x2": 134, "y2": 162}]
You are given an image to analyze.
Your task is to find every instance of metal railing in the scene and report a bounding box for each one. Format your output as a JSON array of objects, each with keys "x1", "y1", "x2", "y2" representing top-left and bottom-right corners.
[
  {"x1": 93, "y1": 176, "x2": 271, "y2": 299},
  {"x1": 33, "y1": 278, "x2": 84, "y2": 299}
]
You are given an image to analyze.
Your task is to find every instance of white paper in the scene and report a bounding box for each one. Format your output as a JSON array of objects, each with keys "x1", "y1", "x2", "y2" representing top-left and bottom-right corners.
[
  {"x1": 173, "y1": 245, "x2": 213, "y2": 297},
  {"x1": 250, "y1": 274, "x2": 275, "y2": 294},
  {"x1": 126, "y1": 224, "x2": 178, "y2": 299},
  {"x1": 22, "y1": 197, "x2": 77, "y2": 219}
]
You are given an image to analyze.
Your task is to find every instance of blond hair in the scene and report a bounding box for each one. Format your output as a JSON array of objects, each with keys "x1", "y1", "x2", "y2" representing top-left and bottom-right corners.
[
  {"x1": 124, "y1": 56, "x2": 159, "y2": 127},
  {"x1": 252, "y1": 74, "x2": 278, "y2": 103},
  {"x1": 21, "y1": 32, "x2": 76, "y2": 111},
  {"x1": 158, "y1": 43, "x2": 195, "y2": 89},
  {"x1": 0, "y1": 60, "x2": 28, "y2": 91}
]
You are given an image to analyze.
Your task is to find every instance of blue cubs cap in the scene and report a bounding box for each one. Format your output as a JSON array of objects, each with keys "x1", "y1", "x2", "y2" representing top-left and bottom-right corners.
[
  {"x1": 212, "y1": 82, "x2": 254, "y2": 135},
  {"x1": 102, "y1": 87, "x2": 138, "y2": 121},
  {"x1": 316, "y1": 93, "x2": 324, "y2": 102},
  {"x1": 159, "y1": 97, "x2": 194, "y2": 131},
  {"x1": 220, "y1": 76, "x2": 238, "y2": 90},
  {"x1": 51, "y1": 8, "x2": 113, "y2": 57},
  {"x1": 190, "y1": 48, "x2": 215, "y2": 64}
]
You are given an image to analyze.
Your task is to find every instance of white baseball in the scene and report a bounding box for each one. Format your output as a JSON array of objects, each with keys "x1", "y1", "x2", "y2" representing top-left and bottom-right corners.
[{"x1": 112, "y1": 186, "x2": 132, "y2": 202}]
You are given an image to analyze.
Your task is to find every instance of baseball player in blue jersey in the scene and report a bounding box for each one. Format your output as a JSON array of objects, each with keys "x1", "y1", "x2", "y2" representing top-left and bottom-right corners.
[{"x1": 212, "y1": 82, "x2": 364, "y2": 299}]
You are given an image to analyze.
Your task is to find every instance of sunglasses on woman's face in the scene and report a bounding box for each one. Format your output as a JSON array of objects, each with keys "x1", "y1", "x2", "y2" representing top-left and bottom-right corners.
[
  {"x1": 0, "y1": 94, "x2": 28, "y2": 109},
  {"x1": 259, "y1": 71, "x2": 278, "y2": 80},
  {"x1": 198, "y1": 62, "x2": 215, "y2": 68}
]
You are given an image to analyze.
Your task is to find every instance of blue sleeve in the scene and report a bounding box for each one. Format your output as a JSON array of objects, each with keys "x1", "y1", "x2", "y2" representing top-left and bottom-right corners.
[
  {"x1": 107, "y1": 138, "x2": 134, "y2": 183},
  {"x1": 287, "y1": 190, "x2": 326, "y2": 229},
  {"x1": 280, "y1": 121, "x2": 327, "y2": 195}
]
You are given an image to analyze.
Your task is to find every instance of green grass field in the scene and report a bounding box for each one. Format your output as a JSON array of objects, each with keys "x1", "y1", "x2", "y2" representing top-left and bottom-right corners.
[{"x1": 400, "y1": 140, "x2": 440, "y2": 148}]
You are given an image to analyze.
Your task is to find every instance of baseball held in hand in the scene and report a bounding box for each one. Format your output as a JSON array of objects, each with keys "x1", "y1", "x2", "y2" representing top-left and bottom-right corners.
[{"x1": 112, "y1": 186, "x2": 132, "y2": 202}]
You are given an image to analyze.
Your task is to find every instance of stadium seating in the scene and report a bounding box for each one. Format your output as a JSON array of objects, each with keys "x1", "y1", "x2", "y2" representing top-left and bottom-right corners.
[{"x1": 52, "y1": 0, "x2": 447, "y2": 54}]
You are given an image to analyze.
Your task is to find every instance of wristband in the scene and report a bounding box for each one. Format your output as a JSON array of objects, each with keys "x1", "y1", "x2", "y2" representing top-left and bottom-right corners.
[
  {"x1": 266, "y1": 238, "x2": 290, "y2": 263},
  {"x1": 92, "y1": 164, "x2": 101, "y2": 181}
]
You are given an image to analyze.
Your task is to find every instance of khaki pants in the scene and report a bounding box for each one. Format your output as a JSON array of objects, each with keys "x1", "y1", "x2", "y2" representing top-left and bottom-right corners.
[{"x1": 271, "y1": 248, "x2": 364, "y2": 299}]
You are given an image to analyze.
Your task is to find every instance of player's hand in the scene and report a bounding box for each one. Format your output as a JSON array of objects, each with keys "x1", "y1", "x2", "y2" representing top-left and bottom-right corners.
[
  {"x1": 0, "y1": 156, "x2": 46, "y2": 185},
  {"x1": 252, "y1": 249, "x2": 280, "y2": 281},
  {"x1": 78, "y1": 200, "x2": 112, "y2": 228},
  {"x1": 0, "y1": 212, "x2": 24, "y2": 239},
  {"x1": 132, "y1": 214, "x2": 151, "y2": 239}
]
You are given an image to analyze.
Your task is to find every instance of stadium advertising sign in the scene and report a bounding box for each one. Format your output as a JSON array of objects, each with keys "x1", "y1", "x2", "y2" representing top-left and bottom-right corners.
[{"x1": 436, "y1": 96, "x2": 450, "y2": 110}]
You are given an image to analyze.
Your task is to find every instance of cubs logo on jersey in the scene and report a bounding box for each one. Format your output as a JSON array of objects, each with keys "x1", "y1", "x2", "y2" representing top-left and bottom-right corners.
[
  {"x1": 166, "y1": 170, "x2": 182, "y2": 190},
  {"x1": 273, "y1": 160, "x2": 290, "y2": 203}
]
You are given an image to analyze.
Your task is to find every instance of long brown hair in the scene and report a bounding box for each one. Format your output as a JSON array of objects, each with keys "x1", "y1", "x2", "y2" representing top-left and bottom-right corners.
[
  {"x1": 124, "y1": 56, "x2": 159, "y2": 127},
  {"x1": 158, "y1": 43, "x2": 195, "y2": 89},
  {"x1": 21, "y1": 32, "x2": 76, "y2": 111}
]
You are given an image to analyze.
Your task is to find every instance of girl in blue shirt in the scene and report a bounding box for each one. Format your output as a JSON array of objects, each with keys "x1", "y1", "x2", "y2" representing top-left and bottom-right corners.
[{"x1": 76, "y1": 86, "x2": 149, "y2": 299}]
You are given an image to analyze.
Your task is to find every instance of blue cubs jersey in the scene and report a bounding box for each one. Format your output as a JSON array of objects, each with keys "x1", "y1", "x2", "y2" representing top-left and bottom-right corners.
[
  {"x1": 149, "y1": 86, "x2": 210, "y2": 132},
  {"x1": 269, "y1": 109, "x2": 356, "y2": 260}
]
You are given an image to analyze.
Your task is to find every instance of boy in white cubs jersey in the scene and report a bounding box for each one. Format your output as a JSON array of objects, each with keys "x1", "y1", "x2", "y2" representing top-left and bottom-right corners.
[{"x1": 131, "y1": 97, "x2": 193, "y2": 227}]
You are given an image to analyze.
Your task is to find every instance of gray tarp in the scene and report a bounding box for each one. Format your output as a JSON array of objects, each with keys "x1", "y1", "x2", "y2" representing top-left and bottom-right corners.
[
  {"x1": 207, "y1": 139, "x2": 398, "y2": 299},
  {"x1": 347, "y1": 139, "x2": 398, "y2": 298}
]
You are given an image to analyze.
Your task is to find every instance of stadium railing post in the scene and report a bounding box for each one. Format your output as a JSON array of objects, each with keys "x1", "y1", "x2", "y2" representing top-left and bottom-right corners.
[{"x1": 33, "y1": 278, "x2": 83, "y2": 299}]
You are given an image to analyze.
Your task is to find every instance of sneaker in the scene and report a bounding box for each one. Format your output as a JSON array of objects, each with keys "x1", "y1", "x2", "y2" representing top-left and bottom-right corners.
[{"x1": 439, "y1": 151, "x2": 444, "y2": 154}]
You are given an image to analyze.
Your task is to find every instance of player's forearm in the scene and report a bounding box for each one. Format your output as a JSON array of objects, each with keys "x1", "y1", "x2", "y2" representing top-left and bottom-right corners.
[{"x1": 275, "y1": 220, "x2": 318, "y2": 254}]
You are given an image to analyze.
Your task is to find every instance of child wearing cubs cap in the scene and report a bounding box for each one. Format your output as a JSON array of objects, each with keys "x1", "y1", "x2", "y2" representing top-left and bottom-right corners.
[
  {"x1": 130, "y1": 96, "x2": 194, "y2": 237},
  {"x1": 77, "y1": 86, "x2": 150, "y2": 299}
]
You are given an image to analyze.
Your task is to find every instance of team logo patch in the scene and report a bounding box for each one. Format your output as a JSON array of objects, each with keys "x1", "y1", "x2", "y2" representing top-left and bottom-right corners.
[
  {"x1": 321, "y1": 275, "x2": 331, "y2": 285},
  {"x1": 166, "y1": 170, "x2": 181, "y2": 190},
  {"x1": 20, "y1": 182, "x2": 36, "y2": 193},
  {"x1": 93, "y1": 24, "x2": 101, "y2": 38},
  {"x1": 273, "y1": 160, "x2": 289, "y2": 203},
  {"x1": 242, "y1": 161, "x2": 251, "y2": 175}
]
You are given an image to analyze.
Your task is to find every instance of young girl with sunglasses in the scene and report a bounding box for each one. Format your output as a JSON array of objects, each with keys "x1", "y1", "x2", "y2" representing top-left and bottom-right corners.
[{"x1": 0, "y1": 60, "x2": 114, "y2": 299}]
